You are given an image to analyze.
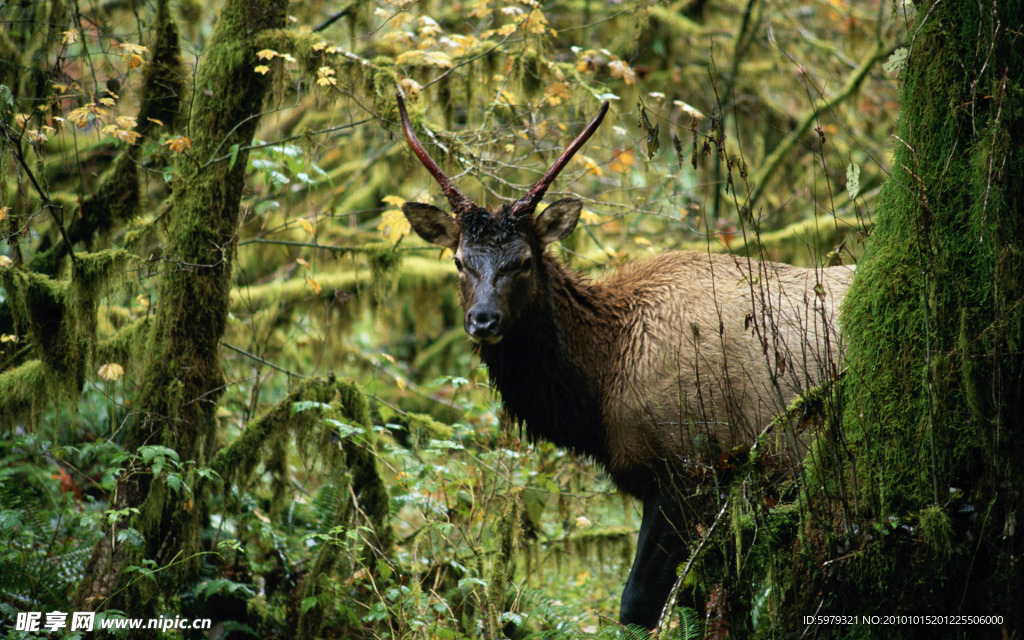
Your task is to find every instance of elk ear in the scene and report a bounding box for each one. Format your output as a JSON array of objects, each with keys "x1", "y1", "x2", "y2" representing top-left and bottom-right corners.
[
  {"x1": 402, "y1": 202, "x2": 459, "y2": 249},
  {"x1": 535, "y1": 198, "x2": 582, "y2": 245}
]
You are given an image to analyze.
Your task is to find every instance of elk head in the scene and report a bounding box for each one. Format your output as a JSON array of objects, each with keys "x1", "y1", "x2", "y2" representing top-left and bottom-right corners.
[{"x1": 397, "y1": 94, "x2": 609, "y2": 344}]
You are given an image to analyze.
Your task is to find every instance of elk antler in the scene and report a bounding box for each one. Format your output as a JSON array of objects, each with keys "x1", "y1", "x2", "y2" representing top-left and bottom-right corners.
[
  {"x1": 508, "y1": 101, "x2": 610, "y2": 218},
  {"x1": 396, "y1": 92, "x2": 474, "y2": 215}
]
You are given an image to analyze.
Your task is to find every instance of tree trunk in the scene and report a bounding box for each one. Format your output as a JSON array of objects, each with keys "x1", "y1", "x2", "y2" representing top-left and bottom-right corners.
[
  {"x1": 811, "y1": 0, "x2": 1023, "y2": 630},
  {"x1": 75, "y1": 0, "x2": 288, "y2": 626}
]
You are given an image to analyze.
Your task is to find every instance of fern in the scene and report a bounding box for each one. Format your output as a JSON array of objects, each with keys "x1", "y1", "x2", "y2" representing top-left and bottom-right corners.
[{"x1": 0, "y1": 439, "x2": 101, "y2": 612}]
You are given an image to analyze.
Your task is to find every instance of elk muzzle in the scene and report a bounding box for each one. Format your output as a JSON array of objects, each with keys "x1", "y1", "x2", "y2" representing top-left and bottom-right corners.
[{"x1": 464, "y1": 302, "x2": 506, "y2": 344}]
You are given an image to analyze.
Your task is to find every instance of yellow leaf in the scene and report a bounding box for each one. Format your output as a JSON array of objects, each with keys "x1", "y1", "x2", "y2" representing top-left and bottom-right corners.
[
  {"x1": 579, "y1": 209, "x2": 601, "y2": 226},
  {"x1": 68, "y1": 107, "x2": 90, "y2": 128},
  {"x1": 98, "y1": 363, "x2": 125, "y2": 382},
  {"x1": 0, "y1": 255, "x2": 13, "y2": 268},
  {"x1": 99, "y1": 97, "x2": 116, "y2": 107},
  {"x1": 0, "y1": 206, "x2": 8, "y2": 222},
  {"x1": 104, "y1": 126, "x2": 141, "y2": 145},
  {"x1": 61, "y1": 29, "x2": 79, "y2": 44},
  {"x1": 256, "y1": 49, "x2": 279, "y2": 60},
  {"x1": 382, "y1": 31, "x2": 414, "y2": 49},
  {"x1": 254, "y1": 65, "x2": 271, "y2": 75},
  {"x1": 316, "y1": 66, "x2": 337, "y2": 87},
  {"x1": 117, "y1": 42, "x2": 149, "y2": 70},
  {"x1": 389, "y1": 12, "x2": 415, "y2": 28},
  {"x1": 382, "y1": 195, "x2": 406, "y2": 207},
  {"x1": 396, "y1": 376, "x2": 407, "y2": 391},
  {"x1": 147, "y1": 117, "x2": 165, "y2": 127},
  {"x1": 136, "y1": 294, "x2": 150, "y2": 308},
  {"x1": 542, "y1": 81, "x2": 569, "y2": 106},
  {"x1": 576, "y1": 49, "x2": 599, "y2": 74},
  {"x1": 417, "y1": 16, "x2": 442, "y2": 38},
  {"x1": 608, "y1": 59, "x2": 636, "y2": 85},
  {"x1": 395, "y1": 50, "x2": 454, "y2": 69},
  {"x1": 306, "y1": 278, "x2": 322, "y2": 295},
  {"x1": 26, "y1": 129, "x2": 48, "y2": 144},
  {"x1": 1, "y1": 334, "x2": 17, "y2": 343},
  {"x1": 634, "y1": 237, "x2": 652, "y2": 246},
  {"x1": 575, "y1": 154, "x2": 602, "y2": 176},
  {"x1": 674, "y1": 99, "x2": 705, "y2": 121},
  {"x1": 445, "y1": 34, "x2": 480, "y2": 57},
  {"x1": 296, "y1": 217, "x2": 315, "y2": 235},
  {"x1": 482, "y1": 22, "x2": 517, "y2": 39},
  {"x1": 164, "y1": 136, "x2": 192, "y2": 153},
  {"x1": 469, "y1": 0, "x2": 491, "y2": 18},
  {"x1": 378, "y1": 209, "x2": 411, "y2": 245},
  {"x1": 609, "y1": 149, "x2": 635, "y2": 173}
]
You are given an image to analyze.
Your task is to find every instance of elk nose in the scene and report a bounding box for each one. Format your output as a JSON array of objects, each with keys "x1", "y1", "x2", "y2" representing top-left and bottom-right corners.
[{"x1": 465, "y1": 307, "x2": 503, "y2": 344}]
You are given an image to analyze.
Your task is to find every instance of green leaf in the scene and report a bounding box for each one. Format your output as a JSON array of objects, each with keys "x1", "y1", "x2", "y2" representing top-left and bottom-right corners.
[
  {"x1": 291, "y1": 400, "x2": 332, "y2": 415},
  {"x1": 883, "y1": 47, "x2": 908, "y2": 74},
  {"x1": 846, "y1": 162, "x2": 861, "y2": 200},
  {"x1": 116, "y1": 527, "x2": 145, "y2": 548}
]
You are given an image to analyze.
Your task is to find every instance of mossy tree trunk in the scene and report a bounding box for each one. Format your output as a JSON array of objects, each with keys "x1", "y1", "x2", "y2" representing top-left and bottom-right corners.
[
  {"x1": 803, "y1": 0, "x2": 1023, "y2": 630},
  {"x1": 75, "y1": 0, "x2": 287, "y2": 625}
]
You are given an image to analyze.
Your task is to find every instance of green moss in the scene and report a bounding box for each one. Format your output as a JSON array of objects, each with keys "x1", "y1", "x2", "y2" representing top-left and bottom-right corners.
[
  {"x1": 918, "y1": 504, "x2": 952, "y2": 560},
  {"x1": 29, "y1": 154, "x2": 140, "y2": 277},
  {"x1": 137, "y1": 0, "x2": 185, "y2": 135},
  {"x1": 367, "y1": 242, "x2": 401, "y2": 304},
  {"x1": 0, "y1": 268, "x2": 84, "y2": 399},
  {"x1": 769, "y1": 0, "x2": 1024, "y2": 632},
  {"x1": 0, "y1": 359, "x2": 49, "y2": 428}
]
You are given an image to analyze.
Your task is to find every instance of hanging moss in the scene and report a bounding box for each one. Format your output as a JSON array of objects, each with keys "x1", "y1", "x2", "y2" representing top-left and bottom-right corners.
[
  {"x1": 0, "y1": 360, "x2": 49, "y2": 428},
  {"x1": 29, "y1": 154, "x2": 140, "y2": 276},
  {"x1": 0, "y1": 251, "x2": 136, "y2": 424},
  {"x1": 367, "y1": 242, "x2": 401, "y2": 304},
  {"x1": 0, "y1": 268, "x2": 69, "y2": 376}
]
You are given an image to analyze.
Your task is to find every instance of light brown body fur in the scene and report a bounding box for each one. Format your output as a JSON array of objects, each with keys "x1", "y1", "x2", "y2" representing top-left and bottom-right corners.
[{"x1": 592, "y1": 250, "x2": 852, "y2": 483}]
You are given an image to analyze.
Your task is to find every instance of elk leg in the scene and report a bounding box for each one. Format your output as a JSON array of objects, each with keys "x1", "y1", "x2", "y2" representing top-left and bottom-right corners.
[{"x1": 618, "y1": 490, "x2": 689, "y2": 629}]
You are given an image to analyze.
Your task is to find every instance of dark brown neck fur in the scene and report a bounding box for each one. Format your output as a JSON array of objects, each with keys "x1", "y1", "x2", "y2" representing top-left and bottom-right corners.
[{"x1": 478, "y1": 255, "x2": 623, "y2": 464}]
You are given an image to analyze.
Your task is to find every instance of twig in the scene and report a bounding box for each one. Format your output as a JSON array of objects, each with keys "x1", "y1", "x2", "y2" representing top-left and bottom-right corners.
[
  {"x1": 654, "y1": 499, "x2": 731, "y2": 634},
  {"x1": 222, "y1": 342, "x2": 305, "y2": 378}
]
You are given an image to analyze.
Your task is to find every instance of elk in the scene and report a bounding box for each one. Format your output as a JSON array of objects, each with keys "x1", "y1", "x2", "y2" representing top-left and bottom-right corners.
[{"x1": 396, "y1": 94, "x2": 853, "y2": 629}]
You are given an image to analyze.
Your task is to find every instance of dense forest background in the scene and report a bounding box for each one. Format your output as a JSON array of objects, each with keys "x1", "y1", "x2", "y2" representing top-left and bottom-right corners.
[{"x1": 1, "y1": 0, "x2": 1021, "y2": 638}]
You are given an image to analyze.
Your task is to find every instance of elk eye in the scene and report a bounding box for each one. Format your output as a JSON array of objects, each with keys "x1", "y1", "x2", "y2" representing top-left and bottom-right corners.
[
  {"x1": 520, "y1": 256, "x2": 533, "y2": 272},
  {"x1": 453, "y1": 257, "x2": 463, "y2": 271}
]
